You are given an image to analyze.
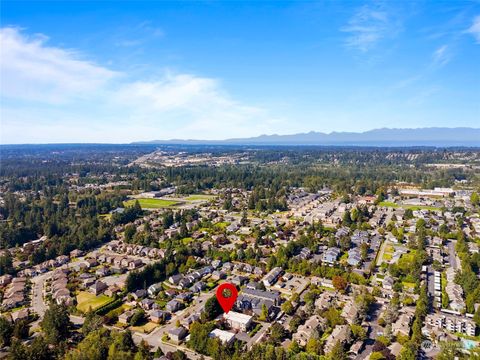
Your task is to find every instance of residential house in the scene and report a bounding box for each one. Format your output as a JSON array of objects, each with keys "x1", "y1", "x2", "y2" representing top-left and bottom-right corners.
[
  {"x1": 150, "y1": 310, "x2": 168, "y2": 324},
  {"x1": 324, "y1": 325, "x2": 351, "y2": 354},
  {"x1": 89, "y1": 280, "x2": 107, "y2": 296},
  {"x1": 168, "y1": 327, "x2": 187, "y2": 344},
  {"x1": 118, "y1": 310, "x2": 135, "y2": 325},
  {"x1": 208, "y1": 329, "x2": 235, "y2": 345},
  {"x1": 323, "y1": 247, "x2": 341, "y2": 265},
  {"x1": 347, "y1": 248, "x2": 362, "y2": 267},
  {"x1": 223, "y1": 311, "x2": 253, "y2": 332},
  {"x1": 148, "y1": 283, "x2": 163, "y2": 297},
  {"x1": 293, "y1": 315, "x2": 327, "y2": 346},
  {"x1": 166, "y1": 299, "x2": 183, "y2": 313},
  {"x1": 262, "y1": 267, "x2": 283, "y2": 287}
]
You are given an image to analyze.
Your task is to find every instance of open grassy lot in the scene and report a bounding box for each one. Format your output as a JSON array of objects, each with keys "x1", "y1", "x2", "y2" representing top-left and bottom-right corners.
[
  {"x1": 400, "y1": 251, "x2": 416, "y2": 263},
  {"x1": 76, "y1": 291, "x2": 114, "y2": 313},
  {"x1": 124, "y1": 198, "x2": 180, "y2": 209},
  {"x1": 383, "y1": 253, "x2": 393, "y2": 261},
  {"x1": 378, "y1": 201, "x2": 440, "y2": 211},
  {"x1": 184, "y1": 194, "x2": 216, "y2": 201},
  {"x1": 402, "y1": 282, "x2": 416, "y2": 290},
  {"x1": 214, "y1": 221, "x2": 230, "y2": 229},
  {"x1": 381, "y1": 242, "x2": 394, "y2": 263},
  {"x1": 130, "y1": 321, "x2": 158, "y2": 334},
  {"x1": 181, "y1": 237, "x2": 194, "y2": 245},
  {"x1": 378, "y1": 201, "x2": 398, "y2": 208}
]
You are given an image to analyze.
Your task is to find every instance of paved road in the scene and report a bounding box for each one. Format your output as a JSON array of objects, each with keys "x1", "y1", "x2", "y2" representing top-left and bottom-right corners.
[
  {"x1": 376, "y1": 240, "x2": 388, "y2": 266},
  {"x1": 245, "y1": 322, "x2": 269, "y2": 349},
  {"x1": 29, "y1": 258, "x2": 90, "y2": 328},
  {"x1": 447, "y1": 241, "x2": 458, "y2": 270},
  {"x1": 357, "y1": 302, "x2": 383, "y2": 360},
  {"x1": 31, "y1": 273, "x2": 48, "y2": 317},
  {"x1": 133, "y1": 290, "x2": 214, "y2": 352},
  {"x1": 426, "y1": 265, "x2": 435, "y2": 299},
  {"x1": 30, "y1": 258, "x2": 87, "y2": 317}
]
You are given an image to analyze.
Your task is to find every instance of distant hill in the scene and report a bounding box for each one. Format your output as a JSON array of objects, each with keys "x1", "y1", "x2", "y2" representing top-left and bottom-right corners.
[{"x1": 133, "y1": 127, "x2": 480, "y2": 147}]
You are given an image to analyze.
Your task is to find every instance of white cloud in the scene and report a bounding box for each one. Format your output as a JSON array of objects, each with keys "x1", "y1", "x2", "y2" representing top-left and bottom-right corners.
[
  {"x1": 0, "y1": 27, "x2": 284, "y2": 143},
  {"x1": 432, "y1": 44, "x2": 451, "y2": 67},
  {"x1": 341, "y1": 3, "x2": 403, "y2": 53},
  {"x1": 0, "y1": 27, "x2": 118, "y2": 104},
  {"x1": 466, "y1": 15, "x2": 480, "y2": 43}
]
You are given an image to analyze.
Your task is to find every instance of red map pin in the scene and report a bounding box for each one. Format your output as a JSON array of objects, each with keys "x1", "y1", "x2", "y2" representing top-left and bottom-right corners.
[{"x1": 216, "y1": 283, "x2": 238, "y2": 313}]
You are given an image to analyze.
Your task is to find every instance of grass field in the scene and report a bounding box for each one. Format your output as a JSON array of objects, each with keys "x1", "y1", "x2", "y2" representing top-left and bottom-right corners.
[
  {"x1": 402, "y1": 282, "x2": 415, "y2": 290},
  {"x1": 381, "y1": 243, "x2": 394, "y2": 263},
  {"x1": 130, "y1": 321, "x2": 158, "y2": 334},
  {"x1": 181, "y1": 237, "x2": 194, "y2": 245},
  {"x1": 214, "y1": 221, "x2": 230, "y2": 229},
  {"x1": 400, "y1": 251, "x2": 416, "y2": 263},
  {"x1": 76, "y1": 291, "x2": 114, "y2": 313},
  {"x1": 378, "y1": 201, "x2": 441, "y2": 211},
  {"x1": 124, "y1": 198, "x2": 180, "y2": 209},
  {"x1": 383, "y1": 253, "x2": 393, "y2": 261},
  {"x1": 184, "y1": 194, "x2": 216, "y2": 201}
]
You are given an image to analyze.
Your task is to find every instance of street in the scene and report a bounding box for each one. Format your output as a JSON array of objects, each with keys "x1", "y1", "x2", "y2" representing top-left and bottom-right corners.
[
  {"x1": 356, "y1": 302, "x2": 383, "y2": 360},
  {"x1": 446, "y1": 241, "x2": 458, "y2": 270}
]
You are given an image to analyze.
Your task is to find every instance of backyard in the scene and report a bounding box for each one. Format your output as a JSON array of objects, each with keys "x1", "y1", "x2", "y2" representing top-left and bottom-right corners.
[{"x1": 76, "y1": 291, "x2": 114, "y2": 313}]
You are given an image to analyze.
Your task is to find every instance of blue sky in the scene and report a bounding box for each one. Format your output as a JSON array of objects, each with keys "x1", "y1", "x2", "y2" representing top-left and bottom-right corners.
[{"x1": 1, "y1": 1, "x2": 479, "y2": 143}]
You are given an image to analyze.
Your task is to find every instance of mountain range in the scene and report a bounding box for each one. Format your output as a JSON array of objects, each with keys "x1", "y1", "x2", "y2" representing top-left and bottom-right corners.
[{"x1": 133, "y1": 127, "x2": 480, "y2": 147}]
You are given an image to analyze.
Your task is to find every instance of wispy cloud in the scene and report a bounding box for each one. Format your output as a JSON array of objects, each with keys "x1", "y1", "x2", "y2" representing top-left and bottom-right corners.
[
  {"x1": 341, "y1": 3, "x2": 402, "y2": 52},
  {"x1": 466, "y1": 15, "x2": 480, "y2": 43},
  {"x1": 0, "y1": 27, "x2": 118, "y2": 104},
  {"x1": 432, "y1": 44, "x2": 452, "y2": 67},
  {"x1": 114, "y1": 20, "x2": 165, "y2": 48},
  {"x1": 0, "y1": 27, "x2": 284, "y2": 143}
]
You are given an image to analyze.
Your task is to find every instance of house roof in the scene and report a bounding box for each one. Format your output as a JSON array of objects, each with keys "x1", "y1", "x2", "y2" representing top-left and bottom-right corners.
[{"x1": 223, "y1": 311, "x2": 252, "y2": 325}]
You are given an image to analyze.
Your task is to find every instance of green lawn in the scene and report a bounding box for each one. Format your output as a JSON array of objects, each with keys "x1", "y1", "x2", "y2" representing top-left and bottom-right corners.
[
  {"x1": 383, "y1": 253, "x2": 393, "y2": 261},
  {"x1": 155, "y1": 300, "x2": 167, "y2": 309},
  {"x1": 184, "y1": 194, "x2": 216, "y2": 201},
  {"x1": 378, "y1": 201, "x2": 399, "y2": 208},
  {"x1": 76, "y1": 291, "x2": 114, "y2": 313},
  {"x1": 400, "y1": 251, "x2": 416, "y2": 263},
  {"x1": 214, "y1": 221, "x2": 230, "y2": 229},
  {"x1": 402, "y1": 282, "x2": 415, "y2": 290},
  {"x1": 378, "y1": 201, "x2": 440, "y2": 211},
  {"x1": 181, "y1": 237, "x2": 194, "y2": 245},
  {"x1": 381, "y1": 243, "x2": 394, "y2": 263},
  {"x1": 124, "y1": 198, "x2": 180, "y2": 209},
  {"x1": 206, "y1": 281, "x2": 217, "y2": 289},
  {"x1": 130, "y1": 321, "x2": 158, "y2": 334}
]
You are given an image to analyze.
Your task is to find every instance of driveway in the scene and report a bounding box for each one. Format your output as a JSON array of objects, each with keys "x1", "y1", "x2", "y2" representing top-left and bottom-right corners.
[{"x1": 245, "y1": 322, "x2": 269, "y2": 349}]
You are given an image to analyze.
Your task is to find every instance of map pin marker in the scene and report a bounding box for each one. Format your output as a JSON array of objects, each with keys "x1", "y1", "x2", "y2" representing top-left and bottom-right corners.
[{"x1": 216, "y1": 283, "x2": 238, "y2": 313}]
